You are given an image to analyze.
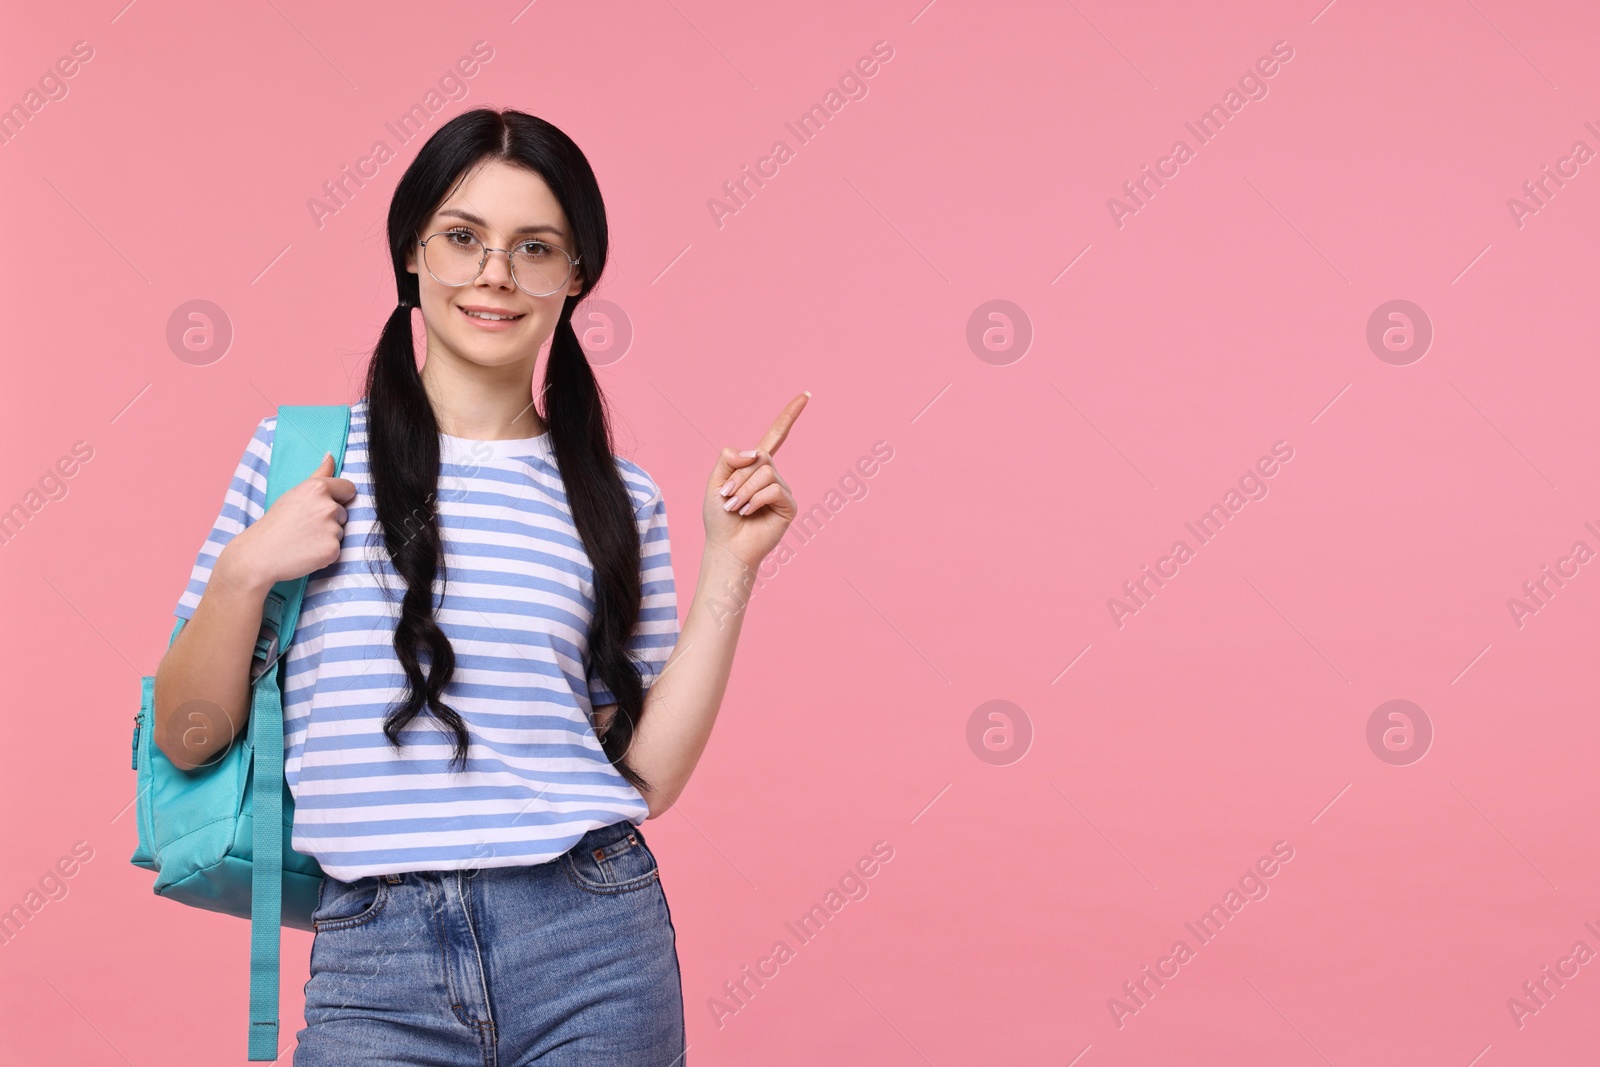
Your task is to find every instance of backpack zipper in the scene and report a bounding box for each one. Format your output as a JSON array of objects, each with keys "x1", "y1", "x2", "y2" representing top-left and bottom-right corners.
[{"x1": 131, "y1": 710, "x2": 142, "y2": 770}]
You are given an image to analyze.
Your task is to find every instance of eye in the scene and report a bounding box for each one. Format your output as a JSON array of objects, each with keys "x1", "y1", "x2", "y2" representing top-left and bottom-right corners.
[
  {"x1": 517, "y1": 240, "x2": 555, "y2": 258},
  {"x1": 443, "y1": 228, "x2": 479, "y2": 246}
]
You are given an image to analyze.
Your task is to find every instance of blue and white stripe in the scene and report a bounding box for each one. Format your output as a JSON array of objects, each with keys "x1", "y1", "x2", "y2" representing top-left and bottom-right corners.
[{"x1": 175, "y1": 397, "x2": 679, "y2": 880}]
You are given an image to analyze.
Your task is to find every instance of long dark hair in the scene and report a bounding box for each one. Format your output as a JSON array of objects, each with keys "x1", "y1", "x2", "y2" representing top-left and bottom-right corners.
[{"x1": 359, "y1": 108, "x2": 652, "y2": 793}]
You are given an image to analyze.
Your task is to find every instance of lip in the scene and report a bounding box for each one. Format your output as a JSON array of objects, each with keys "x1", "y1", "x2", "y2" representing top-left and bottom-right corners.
[{"x1": 457, "y1": 304, "x2": 526, "y2": 330}]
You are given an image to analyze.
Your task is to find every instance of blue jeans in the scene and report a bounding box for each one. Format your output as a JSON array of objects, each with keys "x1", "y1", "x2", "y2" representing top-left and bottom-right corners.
[{"x1": 293, "y1": 820, "x2": 686, "y2": 1066}]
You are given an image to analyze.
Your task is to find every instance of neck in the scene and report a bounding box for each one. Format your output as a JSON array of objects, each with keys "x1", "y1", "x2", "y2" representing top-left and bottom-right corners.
[{"x1": 418, "y1": 351, "x2": 547, "y2": 440}]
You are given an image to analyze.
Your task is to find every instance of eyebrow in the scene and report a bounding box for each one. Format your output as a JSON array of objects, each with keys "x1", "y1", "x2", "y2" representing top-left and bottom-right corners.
[{"x1": 436, "y1": 207, "x2": 567, "y2": 239}]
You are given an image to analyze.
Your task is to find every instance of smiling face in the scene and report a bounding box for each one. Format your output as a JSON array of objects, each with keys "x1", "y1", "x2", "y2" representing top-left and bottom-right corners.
[{"x1": 404, "y1": 158, "x2": 585, "y2": 376}]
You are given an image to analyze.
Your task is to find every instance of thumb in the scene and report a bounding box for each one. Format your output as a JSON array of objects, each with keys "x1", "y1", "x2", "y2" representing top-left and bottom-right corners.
[{"x1": 315, "y1": 451, "x2": 358, "y2": 503}]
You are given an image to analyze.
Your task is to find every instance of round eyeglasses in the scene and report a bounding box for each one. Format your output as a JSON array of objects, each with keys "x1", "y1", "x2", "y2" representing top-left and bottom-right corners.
[{"x1": 418, "y1": 229, "x2": 581, "y2": 298}]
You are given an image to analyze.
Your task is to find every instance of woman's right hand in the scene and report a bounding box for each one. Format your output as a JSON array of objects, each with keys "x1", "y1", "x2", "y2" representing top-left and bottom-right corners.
[{"x1": 222, "y1": 452, "x2": 357, "y2": 591}]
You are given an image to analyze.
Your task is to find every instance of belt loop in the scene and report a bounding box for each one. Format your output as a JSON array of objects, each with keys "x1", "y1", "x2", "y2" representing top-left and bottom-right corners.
[{"x1": 383, "y1": 872, "x2": 402, "y2": 884}]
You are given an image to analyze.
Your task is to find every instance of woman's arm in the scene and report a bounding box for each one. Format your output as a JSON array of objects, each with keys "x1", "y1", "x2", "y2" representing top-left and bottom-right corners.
[
  {"x1": 608, "y1": 542, "x2": 754, "y2": 817},
  {"x1": 155, "y1": 451, "x2": 356, "y2": 770},
  {"x1": 619, "y1": 393, "x2": 808, "y2": 817},
  {"x1": 152, "y1": 543, "x2": 274, "y2": 770}
]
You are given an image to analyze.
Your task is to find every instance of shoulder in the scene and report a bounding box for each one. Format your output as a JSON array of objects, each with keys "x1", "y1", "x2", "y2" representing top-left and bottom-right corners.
[
  {"x1": 234, "y1": 413, "x2": 276, "y2": 473},
  {"x1": 612, "y1": 455, "x2": 664, "y2": 520}
]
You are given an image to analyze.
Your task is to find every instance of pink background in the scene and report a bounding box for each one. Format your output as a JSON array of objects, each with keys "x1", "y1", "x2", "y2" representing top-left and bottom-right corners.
[{"x1": 4, "y1": 1, "x2": 1599, "y2": 1063}]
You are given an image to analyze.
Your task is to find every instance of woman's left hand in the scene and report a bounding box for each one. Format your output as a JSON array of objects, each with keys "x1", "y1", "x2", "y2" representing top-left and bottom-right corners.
[{"x1": 704, "y1": 392, "x2": 809, "y2": 570}]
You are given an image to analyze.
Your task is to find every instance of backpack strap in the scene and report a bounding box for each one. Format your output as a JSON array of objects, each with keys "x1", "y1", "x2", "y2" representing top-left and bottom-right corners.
[{"x1": 247, "y1": 404, "x2": 351, "y2": 1061}]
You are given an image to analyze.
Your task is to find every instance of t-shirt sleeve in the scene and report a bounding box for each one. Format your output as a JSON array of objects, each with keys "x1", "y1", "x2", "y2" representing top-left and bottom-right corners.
[
  {"x1": 174, "y1": 415, "x2": 275, "y2": 620},
  {"x1": 588, "y1": 481, "x2": 680, "y2": 706}
]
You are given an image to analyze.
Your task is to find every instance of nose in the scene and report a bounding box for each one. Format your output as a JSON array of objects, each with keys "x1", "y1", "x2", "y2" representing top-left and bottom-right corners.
[{"x1": 476, "y1": 246, "x2": 516, "y2": 289}]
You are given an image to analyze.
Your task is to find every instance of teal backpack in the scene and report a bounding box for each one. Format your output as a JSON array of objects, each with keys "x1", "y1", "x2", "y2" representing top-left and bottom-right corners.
[{"x1": 130, "y1": 404, "x2": 352, "y2": 1062}]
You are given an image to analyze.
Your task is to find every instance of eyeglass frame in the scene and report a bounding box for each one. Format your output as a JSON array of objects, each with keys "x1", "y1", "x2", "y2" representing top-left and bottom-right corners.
[{"x1": 416, "y1": 229, "x2": 582, "y2": 298}]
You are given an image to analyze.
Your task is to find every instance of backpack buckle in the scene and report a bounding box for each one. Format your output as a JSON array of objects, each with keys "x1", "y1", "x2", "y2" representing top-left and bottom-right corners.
[
  {"x1": 248, "y1": 630, "x2": 281, "y2": 683},
  {"x1": 249, "y1": 589, "x2": 290, "y2": 683}
]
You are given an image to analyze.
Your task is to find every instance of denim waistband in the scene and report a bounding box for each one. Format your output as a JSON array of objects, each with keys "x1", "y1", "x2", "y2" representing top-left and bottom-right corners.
[{"x1": 360, "y1": 818, "x2": 646, "y2": 886}]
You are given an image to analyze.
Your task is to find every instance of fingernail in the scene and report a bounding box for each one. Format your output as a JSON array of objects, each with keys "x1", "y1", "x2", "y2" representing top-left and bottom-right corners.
[
  {"x1": 723, "y1": 495, "x2": 739, "y2": 511},
  {"x1": 738, "y1": 449, "x2": 758, "y2": 458},
  {"x1": 719, "y1": 476, "x2": 735, "y2": 496}
]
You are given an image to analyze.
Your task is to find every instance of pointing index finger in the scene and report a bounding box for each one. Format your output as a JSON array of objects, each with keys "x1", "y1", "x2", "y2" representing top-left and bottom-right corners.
[{"x1": 755, "y1": 392, "x2": 810, "y2": 457}]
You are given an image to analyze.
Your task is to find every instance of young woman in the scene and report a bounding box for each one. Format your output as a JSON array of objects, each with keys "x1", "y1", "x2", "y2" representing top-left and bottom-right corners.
[{"x1": 152, "y1": 107, "x2": 806, "y2": 1065}]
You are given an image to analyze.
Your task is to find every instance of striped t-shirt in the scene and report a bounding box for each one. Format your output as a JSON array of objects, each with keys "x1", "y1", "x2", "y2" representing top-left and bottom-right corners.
[{"x1": 174, "y1": 396, "x2": 679, "y2": 881}]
